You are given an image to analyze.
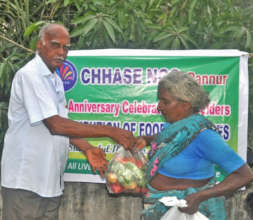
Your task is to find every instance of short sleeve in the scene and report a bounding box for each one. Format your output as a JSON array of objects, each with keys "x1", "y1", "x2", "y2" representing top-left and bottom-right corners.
[
  {"x1": 195, "y1": 129, "x2": 245, "y2": 174},
  {"x1": 20, "y1": 70, "x2": 58, "y2": 124}
]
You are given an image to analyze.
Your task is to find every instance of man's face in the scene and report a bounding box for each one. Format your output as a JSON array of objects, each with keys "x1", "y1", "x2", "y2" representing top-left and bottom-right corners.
[{"x1": 37, "y1": 26, "x2": 70, "y2": 72}]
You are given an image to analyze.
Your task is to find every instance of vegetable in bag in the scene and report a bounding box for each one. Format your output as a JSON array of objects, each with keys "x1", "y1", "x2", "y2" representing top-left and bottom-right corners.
[{"x1": 105, "y1": 147, "x2": 148, "y2": 194}]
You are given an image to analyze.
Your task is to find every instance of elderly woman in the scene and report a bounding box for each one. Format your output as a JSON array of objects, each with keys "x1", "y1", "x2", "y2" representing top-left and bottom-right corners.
[{"x1": 133, "y1": 70, "x2": 253, "y2": 220}]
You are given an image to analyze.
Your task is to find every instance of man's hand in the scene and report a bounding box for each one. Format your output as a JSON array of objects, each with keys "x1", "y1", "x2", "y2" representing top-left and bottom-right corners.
[
  {"x1": 109, "y1": 128, "x2": 135, "y2": 150},
  {"x1": 86, "y1": 147, "x2": 108, "y2": 179},
  {"x1": 70, "y1": 138, "x2": 108, "y2": 178}
]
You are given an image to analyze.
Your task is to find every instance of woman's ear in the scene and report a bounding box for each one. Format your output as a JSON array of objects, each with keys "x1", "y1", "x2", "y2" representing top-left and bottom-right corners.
[{"x1": 183, "y1": 101, "x2": 193, "y2": 113}]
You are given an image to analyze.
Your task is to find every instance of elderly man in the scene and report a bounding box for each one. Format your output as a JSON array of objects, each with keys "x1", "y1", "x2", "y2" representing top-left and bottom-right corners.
[{"x1": 1, "y1": 23, "x2": 135, "y2": 220}]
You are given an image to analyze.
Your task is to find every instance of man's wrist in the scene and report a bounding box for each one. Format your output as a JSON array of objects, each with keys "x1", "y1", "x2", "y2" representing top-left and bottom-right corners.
[{"x1": 84, "y1": 145, "x2": 93, "y2": 153}]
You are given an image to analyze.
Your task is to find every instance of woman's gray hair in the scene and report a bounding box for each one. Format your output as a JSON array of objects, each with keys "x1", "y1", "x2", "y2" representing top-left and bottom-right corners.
[{"x1": 158, "y1": 69, "x2": 210, "y2": 112}]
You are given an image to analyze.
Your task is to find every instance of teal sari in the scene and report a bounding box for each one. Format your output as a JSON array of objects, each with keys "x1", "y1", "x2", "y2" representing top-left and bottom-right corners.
[
  {"x1": 142, "y1": 181, "x2": 226, "y2": 220},
  {"x1": 142, "y1": 114, "x2": 226, "y2": 220}
]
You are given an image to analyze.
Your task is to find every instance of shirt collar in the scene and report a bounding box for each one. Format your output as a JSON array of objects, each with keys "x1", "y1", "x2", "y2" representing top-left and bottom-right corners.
[{"x1": 35, "y1": 52, "x2": 54, "y2": 77}]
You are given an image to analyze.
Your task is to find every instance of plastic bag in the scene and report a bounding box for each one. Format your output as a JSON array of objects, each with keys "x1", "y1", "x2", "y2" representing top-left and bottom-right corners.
[
  {"x1": 161, "y1": 207, "x2": 209, "y2": 220},
  {"x1": 105, "y1": 147, "x2": 148, "y2": 194},
  {"x1": 159, "y1": 196, "x2": 209, "y2": 220}
]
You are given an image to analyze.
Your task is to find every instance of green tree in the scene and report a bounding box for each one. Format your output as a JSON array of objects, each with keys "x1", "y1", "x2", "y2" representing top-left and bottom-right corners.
[{"x1": 1, "y1": 0, "x2": 253, "y2": 152}]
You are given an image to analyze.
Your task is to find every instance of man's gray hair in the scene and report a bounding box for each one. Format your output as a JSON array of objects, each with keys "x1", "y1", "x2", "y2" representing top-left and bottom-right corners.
[
  {"x1": 158, "y1": 69, "x2": 210, "y2": 112},
  {"x1": 38, "y1": 23, "x2": 68, "y2": 41},
  {"x1": 38, "y1": 23, "x2": 51, "y2": 41}
]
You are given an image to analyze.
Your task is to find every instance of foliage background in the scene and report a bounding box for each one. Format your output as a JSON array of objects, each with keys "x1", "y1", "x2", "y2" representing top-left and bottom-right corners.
[{"x1": 1, "y1": 0, "x2": 253, "y2": 156}]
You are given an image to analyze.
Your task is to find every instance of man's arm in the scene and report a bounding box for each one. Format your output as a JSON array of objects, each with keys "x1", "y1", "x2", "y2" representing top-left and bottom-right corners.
[{"x1": 43, "y1": 115, "x2": 135, "y2": 149}]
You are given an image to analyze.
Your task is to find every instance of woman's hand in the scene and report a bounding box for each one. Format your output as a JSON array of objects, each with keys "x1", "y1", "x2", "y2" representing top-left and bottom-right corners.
[
  {"x1": 132, "y1": 135, "x2": 155, "y2": 152},
  {"x1": 178, "y1": 193, "x2": 202, "y2": 214},
  {"x1": 128, "y1": 136, "x2": 148, "y2": 154},
  {"x1": 134, "y1": 136, "x2": 148, "y2": 150}
]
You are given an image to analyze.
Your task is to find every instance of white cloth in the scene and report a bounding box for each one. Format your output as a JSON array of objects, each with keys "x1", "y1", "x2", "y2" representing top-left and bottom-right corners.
[{"x1": 1, "y1": 54, "x2": 69, "y2": 197}]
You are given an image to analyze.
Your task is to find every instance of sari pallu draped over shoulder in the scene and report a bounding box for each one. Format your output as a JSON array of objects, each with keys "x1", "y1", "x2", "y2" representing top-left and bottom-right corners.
[{"x1": 142, "y1": 114, "x2": 226, "y2": 220}]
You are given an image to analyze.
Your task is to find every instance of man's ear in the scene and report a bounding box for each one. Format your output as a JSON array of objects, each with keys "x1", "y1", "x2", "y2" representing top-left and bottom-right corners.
[{"x1": 36, "y1": 40, "x2": 41, "y2": 50}]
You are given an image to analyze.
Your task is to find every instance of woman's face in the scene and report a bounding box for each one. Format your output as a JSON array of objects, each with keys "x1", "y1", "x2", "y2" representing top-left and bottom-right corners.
[{"x1": 157, "y1": 88, "x2": 192, "y2": 123}]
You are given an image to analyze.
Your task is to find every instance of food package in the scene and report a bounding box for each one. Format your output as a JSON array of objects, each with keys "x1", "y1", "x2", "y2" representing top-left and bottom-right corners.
[{"x1": 105, "y1": 147, "x2": 148, "y2": 194}]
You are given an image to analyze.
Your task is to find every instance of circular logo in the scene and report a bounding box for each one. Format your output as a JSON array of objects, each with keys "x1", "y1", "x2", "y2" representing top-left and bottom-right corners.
[{"x1": 56, "y1": 60, "x2": 78, "y2": 92}]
